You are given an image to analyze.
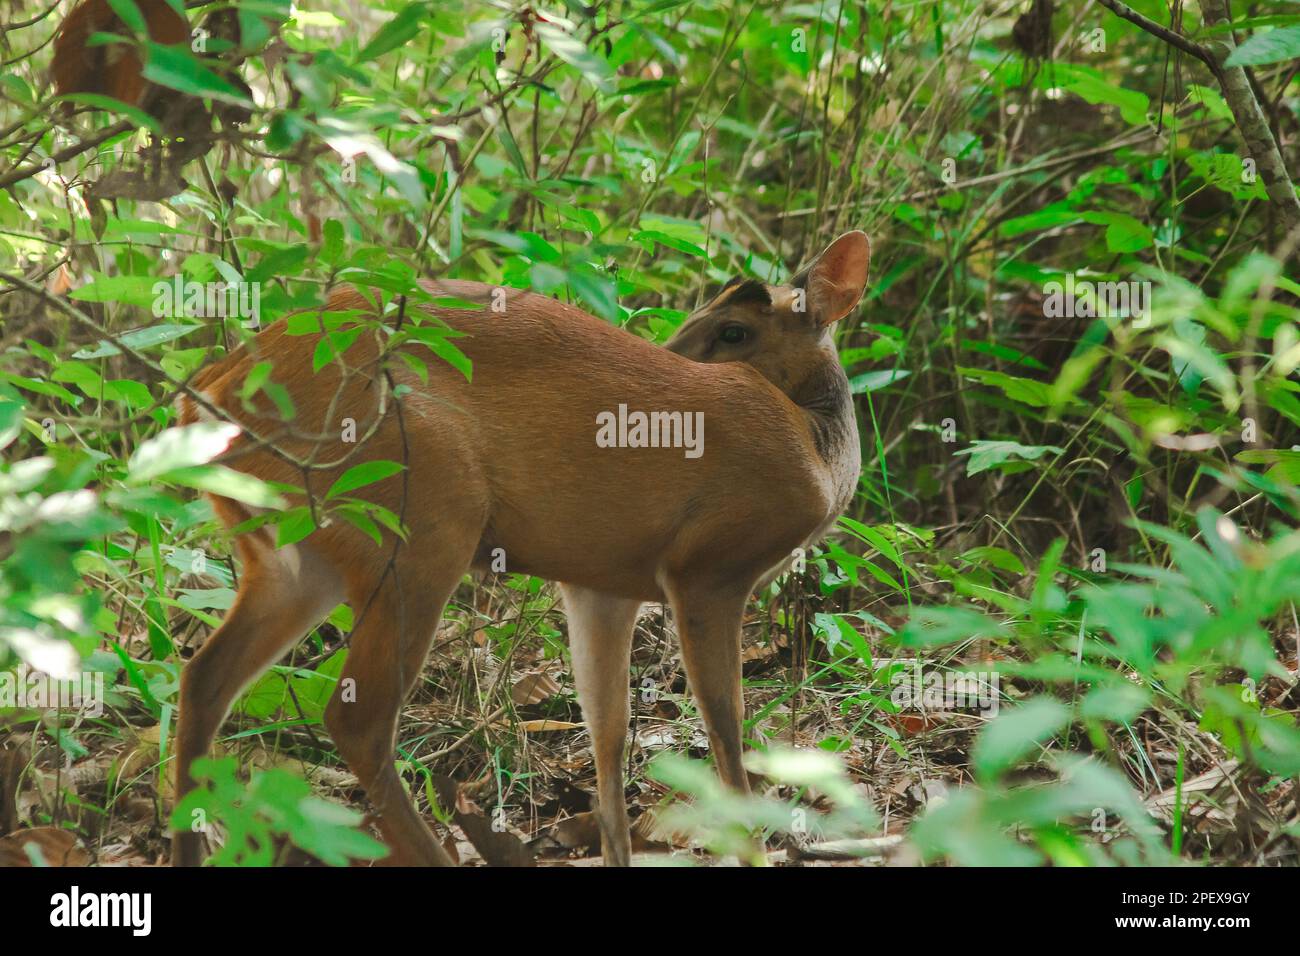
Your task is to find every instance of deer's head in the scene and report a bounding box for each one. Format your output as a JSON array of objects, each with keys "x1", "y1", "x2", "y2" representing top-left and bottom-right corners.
[{"x1": 666, "y1": 231, "x2": 870, "y2": 398}]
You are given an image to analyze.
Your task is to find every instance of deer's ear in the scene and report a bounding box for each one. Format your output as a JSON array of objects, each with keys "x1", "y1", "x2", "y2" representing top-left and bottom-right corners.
[{"x1": 802, "y1": 231, "x2": 870, "y2": 326}]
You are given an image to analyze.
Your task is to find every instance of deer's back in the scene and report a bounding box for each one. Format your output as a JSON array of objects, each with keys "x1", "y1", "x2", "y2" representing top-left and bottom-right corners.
[{"x1": 188, "y1": 282, "x2": 841, "y2": 600}]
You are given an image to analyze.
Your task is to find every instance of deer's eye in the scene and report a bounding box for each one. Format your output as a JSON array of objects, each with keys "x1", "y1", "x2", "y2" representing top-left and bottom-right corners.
[{"x1": 719, "y1": 325, "x2": 748, "y2": 344}]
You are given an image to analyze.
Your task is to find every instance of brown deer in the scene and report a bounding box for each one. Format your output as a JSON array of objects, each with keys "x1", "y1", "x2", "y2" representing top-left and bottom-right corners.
[
  {"x1": 172, "y1": 231, "x2": 869, "y2": 866},
  {"x1": 51, "y1": 0, "x2": 190, "y2": 109}
]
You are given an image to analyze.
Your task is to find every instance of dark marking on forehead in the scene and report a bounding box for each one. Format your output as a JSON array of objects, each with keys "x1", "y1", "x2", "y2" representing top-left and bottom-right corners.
[{"x1": 710, "y1": 277, "x2": 771, "y2": 309}]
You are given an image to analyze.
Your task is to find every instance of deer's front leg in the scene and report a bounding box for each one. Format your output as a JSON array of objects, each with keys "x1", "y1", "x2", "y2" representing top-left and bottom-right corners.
[{"x1": 561, "y1": 584, "x2": 641, "y2": 866}]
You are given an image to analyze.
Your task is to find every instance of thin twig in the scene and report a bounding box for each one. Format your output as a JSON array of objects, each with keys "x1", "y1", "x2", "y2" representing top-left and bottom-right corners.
[
  {"x1": 0, "y1": 120, "x2": 133, "y2": 190},
  {"x1": 1093, "y1": 0, "x2": 1221, "y2": 81}
]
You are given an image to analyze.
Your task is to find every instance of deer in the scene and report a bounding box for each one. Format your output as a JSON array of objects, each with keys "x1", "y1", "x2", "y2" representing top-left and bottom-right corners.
[
  {"x1": 171, "y1": 230, "x2": 870, "y2": 866},
  {"x1": 49, "y1": 0, "x2": 252, "y2": 201},
  {"x1": 51, "y1": 0, "x2": 191, "y2": 108}
]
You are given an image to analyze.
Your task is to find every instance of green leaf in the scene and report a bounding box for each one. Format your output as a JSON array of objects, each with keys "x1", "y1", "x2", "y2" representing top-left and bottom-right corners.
[
  {"x1": 320, "y1": 219, "x2": 345, "y2": 266},
  {"x1": 1030, "y1": 538, "x2": 1068, "y2": 618},
  {"x1": 313, "y1": 117, "x2": 425, "y2": 206},
  {"x1": 54, "y1": 92, "x2": 162, "y2": 132},
  {"x1": 0, "y1": 372, "x2": 81, "y2": 406},
  {"x1": 73, "y1": 323, "x2": 202, "y2": 359},
  {"x1": 1044, "y1": 64, "x2": 1148, "y2": 126},
  {"x1": 535, "y1": 22, "x2": 616, "y2": 94},
  {"x1": 68, "y1": 274, "x2": 161, "y2": 308},
  {"x1": 127, "y1": 423, "x2": 240, "y2": 483},
  {"x1": 337, "y1": 506, "x2": 383, "y2": 546},
  {"x1": 1157, "y1": 325, "x2": 1236, "y2": 401},
  {"x1": 106, "y1": 0, "x2": 148, "y2": 35},
  {"x1": 238, "y1": 4, "x2": 282, "y2": 51},
  {"x1": 953, "y1": 440, "x2": 1064, "y2": 477},
  {"x1": 898, "y1": 605, "x2": 1007, "y2": 647},
  {"x1": 957, "y1": 367, "x2": 1052, "y2": 407},
  {"x1": 358, "y1": 2, "x2": 430, "y2": 61},
  {"x1": 276, "y1": 507, "x2": 316, "y2": 547},
  {"x1": 1225, "y1": 25, "x2": 1300, "y2": 66},
  {"x1": 812, "y1": 612, "x2": 873, "y2": 663},
  {"x1": 247, "y1": 243, "x2": 310, "y2": 283},
  {"x1": 1081, "y1": 212, "x2": 1153, "y2": 254},
  {"x1": 959, "y1": 546, "x2": 1026, "y2": 575},
  {"x1": 0, "y1": 391, "x2": 25, "y2": 450},
  {"x1": 1185, "y1": 83, "x2": 1233, "y2": 121},
  {"x1": 313, "y1": 328, "x2": 363, "y2": 372},
  {"x1": 141, "y1": 43, "x2": 254, "y2": 106},
  {"x1": 176, "y1": 587, "x2": 236, "y2": 611},
  {"x1": 404, "y1": 326, "x2": 473, "y2": 381},
  {"x1": 170, "y1": 758, "x2": 386, "y2": 866},
  {"x1": 567, "y1": 268, "x2": 619, "y2": 321},
  {"x1": 998, "y1": 204, "x2": 1081, "y2": 239},
  {"x1": 326, "y1": 460, "x2": 404, "y2": 499},
  {"x1": 632, "y1": 230, "x2": 708, "y2": 258},
  {"x1": 848, "y1": 369, "x2": 911, "y2": 393},
  {"x1": 161, "y1": 465, "x2": 287, "y2": 509},
  {"x1": 910, "y1": 789, "x2": 1042, "y2": 866},
  {"x1": 1186, "y1": 152, "x2": 1268, "y2": 201},
  {"x1": 837, "y1": 517, "x2": 907, "y2": 573},
  {"x1": 1080, "y1": 683, "x2": 1151, "y2": 723},
  {"x1": 972, "y1": 697, "x2": 1070, "y2": 781},
  {"x1": 497, "y1": 124, "x2": 530, "y2": 179}
]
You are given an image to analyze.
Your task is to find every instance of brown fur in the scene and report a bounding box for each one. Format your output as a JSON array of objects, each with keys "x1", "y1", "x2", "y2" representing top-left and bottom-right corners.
[
  {"x1": 172, "y1": 232, "x2": 870, "y2": 866},
  {"x1": 53, "y1": 0, "x2": 190, "y2": 107}
]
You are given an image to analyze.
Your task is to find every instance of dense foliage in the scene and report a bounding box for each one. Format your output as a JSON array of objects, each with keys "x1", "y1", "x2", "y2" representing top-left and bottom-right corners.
[{"x1": 1, "y1": 0, "x2": 1298, "y2": 866}]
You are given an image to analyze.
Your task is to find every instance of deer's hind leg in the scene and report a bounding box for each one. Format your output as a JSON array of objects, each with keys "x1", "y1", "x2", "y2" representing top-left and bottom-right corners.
[
  {"x1": 323, "y1": 520, "x2": 481, "y2": 867},
  {"x1": 561, "y1": 585, "x2": 641, "y2": 866},
  {"x1": 173, "y1": 534, "x2": 345, "y2": 866}
]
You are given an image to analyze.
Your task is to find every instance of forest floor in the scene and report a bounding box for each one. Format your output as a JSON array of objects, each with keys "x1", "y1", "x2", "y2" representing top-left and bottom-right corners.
[{"x1": 4, "y1": 575, "x2": 1295, "y2": 868}]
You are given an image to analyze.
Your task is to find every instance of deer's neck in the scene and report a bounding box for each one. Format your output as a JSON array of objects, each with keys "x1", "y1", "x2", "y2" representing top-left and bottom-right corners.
[{"x1": 791, "y1": 358, "x2": 860, "y2": 487}]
